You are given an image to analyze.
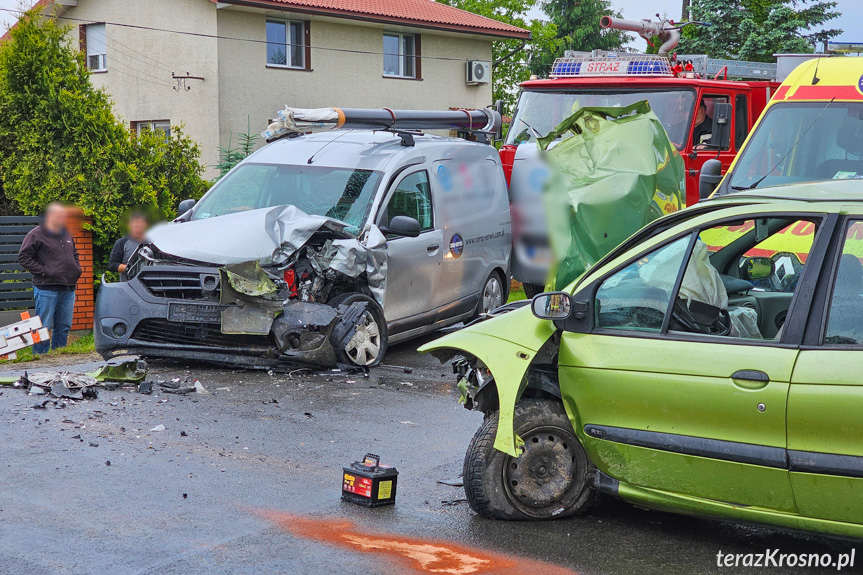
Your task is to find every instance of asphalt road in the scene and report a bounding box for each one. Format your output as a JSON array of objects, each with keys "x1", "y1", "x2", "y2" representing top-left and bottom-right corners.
[{"x1": 1, "y1": 336, "x2": 860, "y2": 575}]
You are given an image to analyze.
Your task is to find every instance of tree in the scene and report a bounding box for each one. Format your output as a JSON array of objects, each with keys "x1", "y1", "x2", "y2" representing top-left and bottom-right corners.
[
  {"x1": 679, "y1": 0, "x2": 842, "y2": 62},
  {"x1": 215, "y1": 119, "x2": 258, "y2": 180},
  {"x1": 0, "y1": 7, "x2": 209, "y2": 274},
  {"x1": 439, "y1": 0, "x2": 559, "y2": 111},
  {"x1": 530, "y1": 0, "x2": 630, "y2": 77}
]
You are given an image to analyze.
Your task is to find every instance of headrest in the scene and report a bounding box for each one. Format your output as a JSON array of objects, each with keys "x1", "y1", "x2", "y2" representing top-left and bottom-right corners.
[{"x1": 837, "y1": 121, "x2": 863, "y2": 157}]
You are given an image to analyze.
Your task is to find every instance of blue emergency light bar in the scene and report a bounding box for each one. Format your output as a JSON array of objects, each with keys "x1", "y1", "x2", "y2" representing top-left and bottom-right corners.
[{"x1": 550, "y1": 52, "x2": 673, "y2": 78}]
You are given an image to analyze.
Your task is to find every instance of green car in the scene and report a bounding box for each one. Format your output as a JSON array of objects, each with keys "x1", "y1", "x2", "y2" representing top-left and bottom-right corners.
[{"x1": 420, "y1": 183, "x2": 863, "y2": 538}]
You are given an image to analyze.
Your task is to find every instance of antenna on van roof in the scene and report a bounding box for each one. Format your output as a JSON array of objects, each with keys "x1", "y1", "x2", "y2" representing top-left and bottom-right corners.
[
  {"x1": 307, "y1": 130, "x2": 353, "y2": 164},
  {"x1": 812, "y1": 56, "x2": 822, "y2": 85}
]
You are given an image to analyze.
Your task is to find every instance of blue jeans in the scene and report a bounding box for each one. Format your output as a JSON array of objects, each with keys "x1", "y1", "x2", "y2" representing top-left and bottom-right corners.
[{"x1": 33, "y1": 287, "x2": 76, "y2": 355}]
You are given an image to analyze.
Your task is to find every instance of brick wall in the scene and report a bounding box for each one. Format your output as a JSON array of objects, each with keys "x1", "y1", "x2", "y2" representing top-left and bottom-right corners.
[{"x1": 67, "y1": 210, "x2": 94, "y2": 331}]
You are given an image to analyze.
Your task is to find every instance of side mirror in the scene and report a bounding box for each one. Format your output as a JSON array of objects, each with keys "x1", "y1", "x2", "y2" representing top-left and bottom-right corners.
[
  {"x1": 493, "y1": 100, "x2": 505, "y2": 142},
  {"x1": 699, "y1": 159, "x2": 723, "y2": 201},
  {"x1": 382, "y1": 215, "x2": 421, "y2": 238},
  {"x1": 740, "y1": 256, "x2": 774, "y2": 281},
  {"x1": 711, "y1": 103, "x2": 732, "y2": 150},
  {"x1": 531, "y1": 292, "x2": 573, "y2": 320},
  {"x1": 178, "y1": 199, "x2": 196, "y2": 215}
]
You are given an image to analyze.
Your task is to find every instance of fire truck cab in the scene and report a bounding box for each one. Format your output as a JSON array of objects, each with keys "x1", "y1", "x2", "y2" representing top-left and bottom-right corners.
[{"x1": 504, "y1": 50, "x2": 780, "y2": 293}]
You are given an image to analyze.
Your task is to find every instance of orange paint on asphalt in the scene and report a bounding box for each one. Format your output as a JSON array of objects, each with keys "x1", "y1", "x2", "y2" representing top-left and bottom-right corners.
[{"x1": 254, "y1": 510, "x2": 579, "y2": 575}]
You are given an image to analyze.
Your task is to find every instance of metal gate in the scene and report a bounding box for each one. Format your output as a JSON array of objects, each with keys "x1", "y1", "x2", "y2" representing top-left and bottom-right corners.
[{"x1": 0, "y1": 216, "x2": 39, "y2": 312}]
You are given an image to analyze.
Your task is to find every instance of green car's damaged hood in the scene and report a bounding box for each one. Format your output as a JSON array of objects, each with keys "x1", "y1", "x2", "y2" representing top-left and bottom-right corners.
[{"x1": 418, "y1": 306, "x2": 556, "y2": 457}]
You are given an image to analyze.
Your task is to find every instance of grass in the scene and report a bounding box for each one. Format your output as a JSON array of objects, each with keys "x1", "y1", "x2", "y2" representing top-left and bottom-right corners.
[
  {"x1": 507, "y1": 285, "x2": 527, "y2": 303},
  {"x1": 1, "y1": 331, "x2": 95, "y2": 364}
]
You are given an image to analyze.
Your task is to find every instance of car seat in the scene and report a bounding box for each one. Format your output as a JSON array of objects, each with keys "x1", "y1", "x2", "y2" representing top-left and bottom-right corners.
[{"x1": 814, "y1": 121, "x2": 863, "y2": 180}]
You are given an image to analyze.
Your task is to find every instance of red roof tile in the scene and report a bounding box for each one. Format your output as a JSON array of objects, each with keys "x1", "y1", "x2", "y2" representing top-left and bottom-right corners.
[{"x1": 217, "y1": 0, "x2": 531, "y2": 39}]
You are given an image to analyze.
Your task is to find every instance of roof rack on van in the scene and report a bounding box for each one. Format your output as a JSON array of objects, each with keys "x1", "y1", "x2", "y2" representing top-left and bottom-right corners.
[{"x1": 262, "y1": 106, "x2": 501, "y2": 143}]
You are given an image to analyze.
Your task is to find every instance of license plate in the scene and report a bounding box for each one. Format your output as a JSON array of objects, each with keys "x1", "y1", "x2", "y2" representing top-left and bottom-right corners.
[{"x1": 168, "y1": 303, "x2": 223, "y2": 324}]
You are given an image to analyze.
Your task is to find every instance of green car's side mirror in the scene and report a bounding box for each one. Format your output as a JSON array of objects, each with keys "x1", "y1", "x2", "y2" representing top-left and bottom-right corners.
[
  {"x1": 740, "y1": 256, "x2": 774, "y2": 281},
  {"x1": 531, "y1": 292, "x2": 573, "y2": 320}
]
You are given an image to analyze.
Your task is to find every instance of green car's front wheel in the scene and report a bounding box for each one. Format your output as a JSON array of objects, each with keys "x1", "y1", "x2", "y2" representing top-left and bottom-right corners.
[{"x1": 463, "y1": 398, "x2": 595, "y2": 520}]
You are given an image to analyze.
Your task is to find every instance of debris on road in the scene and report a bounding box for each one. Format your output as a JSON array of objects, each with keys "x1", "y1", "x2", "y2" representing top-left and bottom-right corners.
[
  {"x1": 0, "y1": 358, "x2": 153, "y2": 402},
  {"x1": 437, "y1": 477, "x2": 464, "y2": 487},
  {"x1": 194, "y1": 380, "x2": 209, "y2": 395},
  {"x1": 150, "y1": 425, "x2": 165, "y2": 432}
]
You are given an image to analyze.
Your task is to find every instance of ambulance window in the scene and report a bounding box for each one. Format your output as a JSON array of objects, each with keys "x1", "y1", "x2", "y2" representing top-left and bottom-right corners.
[{"x1": 735, "y1": 95, "x2": 748, "y2": 150}]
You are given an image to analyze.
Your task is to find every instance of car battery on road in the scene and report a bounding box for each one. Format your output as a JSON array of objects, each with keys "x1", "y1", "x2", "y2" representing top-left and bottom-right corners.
[{"x1": 341, "y1": 453, "x2": 398, "y2": 507}]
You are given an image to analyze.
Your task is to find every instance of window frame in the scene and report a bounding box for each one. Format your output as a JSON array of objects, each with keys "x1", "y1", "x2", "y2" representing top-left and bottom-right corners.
[
  {"x1": 383, "y1": 32, "x2": 420, "y2": 79},
  {"x1": 378, "y1": 169, "x2": 434, "y2": 233},
  {"x1": 579, "y1": 211, "x2": 833, "y2": 348},
  {"x1": 83, "y1": 23, "x2": 108, "y2": 73},
  {"x1": 734, "y1": 93, "x2": 749, "y2": 151},
  {"x1": 133, "y1": 120, "x2": 171, "y2": 141},
  {"x1": 266, "y1": 19, "x2": 308, "y2": 70},
  {"x1": 693, "y1": 93, "x2": 731, "y2": 152}
]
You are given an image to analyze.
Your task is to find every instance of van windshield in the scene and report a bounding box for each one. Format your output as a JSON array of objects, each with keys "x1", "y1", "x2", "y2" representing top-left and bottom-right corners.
[
  {"x1": 192, "y1": 163, "x2": 383, "y2": 227},
  {"x1": 506, "y1": 89, "x2": 696, "y2": 149},
  {"x1": 729, "y1": 102, "x2": 863, "y2": 190}
]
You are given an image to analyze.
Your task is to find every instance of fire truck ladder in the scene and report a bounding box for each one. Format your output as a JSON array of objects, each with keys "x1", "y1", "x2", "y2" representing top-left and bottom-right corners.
[{"x1": 675, "y1": 55, "x2": 777, "y2": 81}]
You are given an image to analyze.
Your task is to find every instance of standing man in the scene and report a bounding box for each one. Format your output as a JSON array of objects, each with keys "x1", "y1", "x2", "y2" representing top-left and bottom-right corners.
[
  {"x1": 108, "y1": 211, "x2": 149, "y2": 276},
  {"x1": 18, "y1": 203, "x2": 82, "y2": 354}
]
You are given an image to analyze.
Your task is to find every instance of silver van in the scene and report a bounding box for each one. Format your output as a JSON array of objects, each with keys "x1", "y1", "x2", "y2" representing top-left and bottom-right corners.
[{"x1": 95, "y1": 131, "x2": 511, "y2": 369}]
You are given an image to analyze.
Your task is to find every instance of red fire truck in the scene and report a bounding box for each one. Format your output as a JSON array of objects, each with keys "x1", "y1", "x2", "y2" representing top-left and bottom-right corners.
[{"x1": 507, "y1": 16, "x2": 783, "y2": 294}]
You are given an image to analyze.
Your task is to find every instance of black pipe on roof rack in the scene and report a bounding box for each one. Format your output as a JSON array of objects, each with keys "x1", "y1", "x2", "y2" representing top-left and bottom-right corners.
[{"x1": 335, "y1": 108, "x2": 501, "y2": 133}]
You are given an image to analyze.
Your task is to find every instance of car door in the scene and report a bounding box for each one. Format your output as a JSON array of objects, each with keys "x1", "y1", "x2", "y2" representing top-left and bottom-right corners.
[
  {"x1": 376, "y1": 169, "x2": 443, "y2": 327},
  {"x1": 558, "y1": 208, "x2": 830, "y2": 512},
  {"x1": 686, "y1": 93, "x2": 736, "y2": 205},
  {"x1": 787, "y1": 216, "x2": 863, "y2": 524}
]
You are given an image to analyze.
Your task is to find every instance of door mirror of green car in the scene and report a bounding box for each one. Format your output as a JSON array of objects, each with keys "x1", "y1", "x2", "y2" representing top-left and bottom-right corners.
[
  {"x1": 531, "y1": 292, "x2": 573, "y2": 320},
  {"x1": 740, "y1": 256, "x2": 774, "y2": 281}
]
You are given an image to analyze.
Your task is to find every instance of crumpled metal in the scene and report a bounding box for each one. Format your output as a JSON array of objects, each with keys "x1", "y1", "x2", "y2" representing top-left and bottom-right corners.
[{"x1": 148, "y1": 205, "x2": 387, "y2": 304}]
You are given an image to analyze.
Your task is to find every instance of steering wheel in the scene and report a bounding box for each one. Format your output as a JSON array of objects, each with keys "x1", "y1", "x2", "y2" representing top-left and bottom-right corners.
[{"x1": 671, "y1": 299, "x2": 732, "y2": 336}]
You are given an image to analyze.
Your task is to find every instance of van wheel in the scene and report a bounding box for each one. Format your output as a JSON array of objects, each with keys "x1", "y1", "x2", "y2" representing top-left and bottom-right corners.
[
  {"x1": 474, "y1": 271, "x2": 505, "y2": 319},
  {"x1": 522, "y1": 283, "x2": 544, "y2": 299},
  {"x1": 329, "y1": 292, "x2": 387, "y2": 367},
  {"x1": 463, "y1": 399, "x2": 594, "y2": 520}
]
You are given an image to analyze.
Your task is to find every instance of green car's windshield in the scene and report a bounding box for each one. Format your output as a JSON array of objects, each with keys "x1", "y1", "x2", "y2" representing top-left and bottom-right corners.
[
  {"x1": 192, "y1": 163, "x2": 383, "y2": 227},
  {"x1": 505, "y1": 89, "x2": 696, "y2": 149},
  {"x1": 729, "y1": 102, "x2": 863, "y2": 190}
]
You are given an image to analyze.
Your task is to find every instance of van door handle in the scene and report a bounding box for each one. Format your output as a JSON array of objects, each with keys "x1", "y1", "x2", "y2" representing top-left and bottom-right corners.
[
  {"x1": 427, "y1": 244, "x2": 440, "y2": 255},
  {"x1": 731, "y1": 370, "x2": 769, "y2": 390}
]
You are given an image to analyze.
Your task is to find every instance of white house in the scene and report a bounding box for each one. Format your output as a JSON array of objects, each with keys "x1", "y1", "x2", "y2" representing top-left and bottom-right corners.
[{"x1": 17, "y1": 0, "x2": 529, "y2": 176}]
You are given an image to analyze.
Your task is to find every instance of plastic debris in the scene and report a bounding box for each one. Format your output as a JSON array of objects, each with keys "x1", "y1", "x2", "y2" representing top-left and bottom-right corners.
[
  {"x1": 150, "y1": 425, "x2": 166, "y2": 432},
  {"x1": 194, "y1": 380, "x2": 209, "y2": 394}
]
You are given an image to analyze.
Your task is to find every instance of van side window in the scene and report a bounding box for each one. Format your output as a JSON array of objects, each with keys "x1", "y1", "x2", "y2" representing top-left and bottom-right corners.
[
  {"x1": 387, "y1": 171, "x2": 433, "y2": 231},
  {"x1": 735, "y1": 94, "x2": 749, "y2": 150}
]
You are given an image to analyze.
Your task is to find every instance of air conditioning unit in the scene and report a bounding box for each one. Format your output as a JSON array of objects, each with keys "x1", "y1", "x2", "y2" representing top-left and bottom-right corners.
[{"x1": 466, "y1": 61, "x2": 490, "y2": 85}]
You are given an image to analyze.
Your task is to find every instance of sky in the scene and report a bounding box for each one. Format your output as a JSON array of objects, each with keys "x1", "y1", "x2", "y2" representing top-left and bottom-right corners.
[{"x1": 0, "y1": 0, "x2": 861, "y2": 44}]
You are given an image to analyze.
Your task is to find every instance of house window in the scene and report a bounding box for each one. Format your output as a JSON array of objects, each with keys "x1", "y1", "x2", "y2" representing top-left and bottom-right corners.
[
  {"x1": 84, "y1": 23, "x2": 107, "y2": 72},
  {"x1": 383, "y1": 33, "x2": 418, "y2": 79},
  {"x1": 134, "y1": 120, "x2": 171, "y2": 141},
  {"x1": 267, "y1": 20, "x2": 306, "y2": 68}
]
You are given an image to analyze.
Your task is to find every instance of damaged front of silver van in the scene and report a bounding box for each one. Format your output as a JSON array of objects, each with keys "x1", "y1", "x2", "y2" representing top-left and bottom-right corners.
[{"x1": 95, "y1": 202, "x2": 390, "y2": 370}]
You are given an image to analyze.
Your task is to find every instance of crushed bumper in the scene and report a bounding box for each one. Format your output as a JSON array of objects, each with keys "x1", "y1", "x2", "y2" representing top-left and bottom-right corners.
[{"x1": 94, "y1": 267, "x2": 367, "y2": 369}]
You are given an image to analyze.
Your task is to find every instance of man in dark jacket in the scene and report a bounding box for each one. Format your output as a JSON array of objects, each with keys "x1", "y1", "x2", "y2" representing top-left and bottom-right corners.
[
  {"x1": 108, "y1": 211, "x2": 149, "y2": 276},
  {"x1": 18, "y1": 203, "x2": 82, "y2": 354}
]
